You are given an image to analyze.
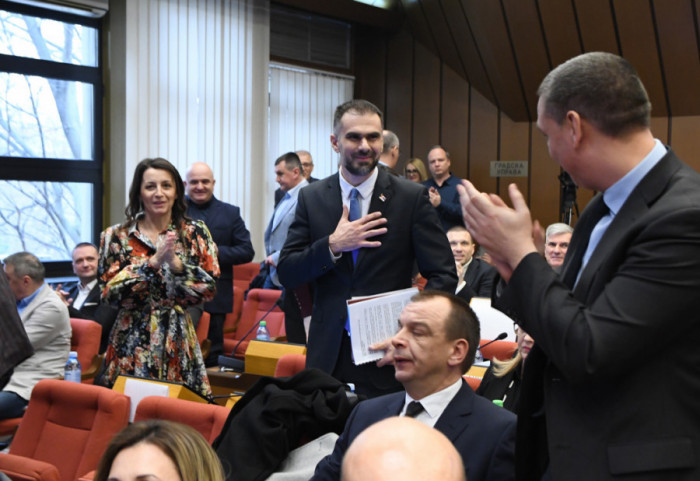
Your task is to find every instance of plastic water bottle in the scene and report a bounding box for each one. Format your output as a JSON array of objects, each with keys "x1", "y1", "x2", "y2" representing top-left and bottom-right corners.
[
  {"x1": 474, "y1": 348, "x2": 484, "y2": 363},
  {"x1": 64, "y1": 351, "x2": 81, "y2": 383},
  {"x1": 256, "y1": 321, "x2": 270, "y2": 341}
]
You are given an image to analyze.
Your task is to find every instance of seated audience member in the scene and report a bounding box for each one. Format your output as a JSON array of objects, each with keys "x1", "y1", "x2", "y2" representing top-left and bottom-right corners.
[
  {"x1": 448, "y1": 226, "x2": 497, "y2": 300},
  {"x1": 56, "y1": 242, "x2": 118, "y2": 352},
  {"x1": 543, "y1": 222, "x2": 573, "y2": 271},
  {"x1": 341, "y1": 417, "x2": 465, "y2": 481},
  {"x1": 312, "y1": 290, "x2": 515, "y2": 481},
  {"x1": 404, "y1": 158, "x2": 428, "y2": 183},
  {"x1": 476, "y1": 326, "x2": 533, "y2": 414},
  {"x1": 0, "y1": 266, "x2": 33, "y2": 390},
  {"x1": 1, "y1": 252, "x2": 70, "y2": 419},
  {"x1": 94, "y1": 420, "x2": 224, "y2": 481}
]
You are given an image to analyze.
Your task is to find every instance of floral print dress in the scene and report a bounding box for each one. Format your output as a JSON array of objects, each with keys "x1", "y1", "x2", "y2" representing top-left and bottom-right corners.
[{"x1": 98, "y1": 219, "x2": 220, "y2": 399}]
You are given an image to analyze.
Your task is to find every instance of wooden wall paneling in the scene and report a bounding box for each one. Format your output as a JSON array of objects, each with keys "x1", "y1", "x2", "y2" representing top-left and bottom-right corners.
[
  {"x1": 537, "y1": 0, "x2": 582, "y2": 67},
  {"x1": 411, "y1": 41, "x2": 442, "y2": 162},
  {"x1": 573, "y1": 0, "x2": 619, "y2": 53},
  {"x1": 353, "y1": 26, "x2": 387, "y2": 112},
  {"x1": 668, "y1": 116, "x2": 700, "y2": 172},
  {"x1": 460, "y1": 0, "x2": 528, "y2": 121},
  {"x1": 652, "y1": 0, "x2": 700, "y2": 116},
  {"x1": 650, "y1": 117, "x2": 669, "y2": 144},
  {"x1": 445, "y1": 0, "x2": 497, "y2": 106},
  {"x1": 613, "y1": 0, "x2": 668, "y2": 116},
  {"x1": 400, "y1": 0, "x2": 438, "y2": 56},
  {"x1": 501, "y1": 0, "x2": 551, "y2": 121},
  {"x1": 467, "y1": 87, "x2": 499, "y2": 194},
  {"x1": 440, "y1": 64, "x2": 470, "y2": 179},
  {"x1": 529, "y1": 122, "x2": 561, "y2": 227},
  {"x1": 498, "y1": 114, "x2": 530, "y2": 200},
  {"x1": 419, "y1": 0, "x2": 465, "y2": 78},
  {"x1": 385, "y1": 29, "x2": 414, "y2": 164}
]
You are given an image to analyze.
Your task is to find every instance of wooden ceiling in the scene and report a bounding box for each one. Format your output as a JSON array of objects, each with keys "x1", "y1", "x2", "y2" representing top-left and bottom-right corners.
[
  {"x1": 279, "y1": 0, "x2": 700, "y2": 122},
  {"x1": 399, "y1": 0, "x2": 700, "y2": 122}
]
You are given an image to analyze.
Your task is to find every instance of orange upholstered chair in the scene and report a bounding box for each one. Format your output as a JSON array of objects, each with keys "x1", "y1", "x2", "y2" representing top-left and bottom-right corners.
[
  {"x1": 223, "y1": 289, "x2": 285, "y2": 359},
  {"x1": 133, "y1": 396, "x2": 230, "y2": 443},
  {"x1": 233, "y1": 262, "x2": 261, "y2": 291},
  {"x1": 274, "y1": 354, "x2": 307, "y2": 377},
  {"x1": 479, "y1": 339, "x2": 518, "y2": 362},
  {"x1": 70, "y1": 317, "x2": 102, "y2": 383},
  {"x1": 464, "y1": 375, "x2": 482, "y2": 391},
  {"x1": 222, "y1": 285, "x2": 246, "y2": 340},
  {"x1": 0, "y1": 379, "x2": 130, "y2": 481},
  {"x1": 196, "y1": 311, "x2": 211, "y2": 360}
]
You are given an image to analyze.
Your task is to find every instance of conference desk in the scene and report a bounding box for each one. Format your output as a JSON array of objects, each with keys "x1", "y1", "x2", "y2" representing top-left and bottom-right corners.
[{"x1": 207, "y1": 368, "x2": 262, "y2": 406}]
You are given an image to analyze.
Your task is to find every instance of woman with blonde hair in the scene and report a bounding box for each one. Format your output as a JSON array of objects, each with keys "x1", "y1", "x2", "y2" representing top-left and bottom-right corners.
[
  {"x1": 94, "y1": 420, "x2": 225, "y2": 481},
  {"x1": 404, "y1": 158, "x2": 428, "y2": 183}
]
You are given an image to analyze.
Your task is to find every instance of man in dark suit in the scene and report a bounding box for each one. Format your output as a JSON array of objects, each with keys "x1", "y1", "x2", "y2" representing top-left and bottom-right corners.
[
  {"x1": 186, "y1": 162, "x2": 255, "y2": 365},
  {"x1": 377, "y1": 129, "x2": 399, "y2": 176},
  {"x1": 447, "y1": 225, "x2": 496, "y2": 299},
  {"x1": 278, "y1": 99, "x2": 457, "y2": 398},
  {"x1": 460, "y1": 52, "x2": 700, "y2": 480},
  {"x1": 312, "y1": 290, "x2": 515, "y2": 481},
  {"x1": 56, "y1": 242, "x2": 117, "y2": 353}
]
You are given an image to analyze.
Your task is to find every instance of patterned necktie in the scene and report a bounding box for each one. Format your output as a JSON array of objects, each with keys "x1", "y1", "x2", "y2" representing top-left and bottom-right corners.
[
  {"x1": 349, "y1": 188, "x2": 361, "y2": 264},
  {"x1": 404, "y1": 401, "x2": 424, "y2": 418}
]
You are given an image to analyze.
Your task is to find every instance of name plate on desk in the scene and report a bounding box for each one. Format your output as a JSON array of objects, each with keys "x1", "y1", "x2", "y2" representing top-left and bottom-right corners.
[{"x1": 244, "y1": 340, "x2": 306, "y2": 376}]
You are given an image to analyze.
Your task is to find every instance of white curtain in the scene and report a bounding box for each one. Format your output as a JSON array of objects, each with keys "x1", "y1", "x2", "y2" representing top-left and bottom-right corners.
[
  {"x1": 109, "y1": 0, "x2": 269, "y2": 256},
  {"x1": 268, "y1": 62, "x2": 354, "y2": 182}
]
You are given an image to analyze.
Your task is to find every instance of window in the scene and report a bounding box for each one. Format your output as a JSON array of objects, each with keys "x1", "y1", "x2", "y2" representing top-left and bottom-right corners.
[{"x1": 0, "y1": 2, "x2": 102, "y2": 275}]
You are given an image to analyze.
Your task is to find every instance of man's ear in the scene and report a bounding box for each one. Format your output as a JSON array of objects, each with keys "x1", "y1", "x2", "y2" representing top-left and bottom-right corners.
[
  {"x1": 448, "y1": 339, "x2": 469, "y2": 369},
  {"x1": 331, "y1": 134, "x2": 340, "y2": 153},
  {"x1": 566, "y1": 110, "x2": 583, "y2": 148}
]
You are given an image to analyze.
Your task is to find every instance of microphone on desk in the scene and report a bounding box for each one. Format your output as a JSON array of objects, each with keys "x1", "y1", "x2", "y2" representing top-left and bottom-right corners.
[
  {"x1": 478, "y1": 332, "x2": 508, "y2": 351},
  {"x1": 217, "y1": 296, "x2": 284, "y2": 372}
]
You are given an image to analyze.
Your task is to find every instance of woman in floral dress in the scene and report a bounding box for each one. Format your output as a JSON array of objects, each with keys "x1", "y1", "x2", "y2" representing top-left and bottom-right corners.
[{"x1": 98, "y1": 158, "x2": 220, "y2": 399}]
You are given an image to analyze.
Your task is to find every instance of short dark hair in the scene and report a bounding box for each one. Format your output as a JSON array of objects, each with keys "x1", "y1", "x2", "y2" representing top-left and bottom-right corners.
[
  {"x1": 411, "y1": 290, "x2": 480, "y2": 371},
  {"x1": 73, "y1": 242, "x2": 98, "y2": 253},
  {"x1": 538, "y1": 52, "x2": 651, "y2": 137},
  {"x1": 125, "y1": 158, "x2": 189, "y2": 227},
  {"x1": 4, "y1": 251, "x2": 45, "y2": 282},
  {"x1": 333, "y1": 99, "x2": 383, "y2": 135},
  {"x1": 275, "y1": 151, "x2": 302, "y2": 171},
  {"x1": 427, "y1": 145, "x2": 450, "y2": 160}
]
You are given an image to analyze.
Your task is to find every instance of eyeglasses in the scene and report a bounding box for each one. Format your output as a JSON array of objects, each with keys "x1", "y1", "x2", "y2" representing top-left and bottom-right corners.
[{"x1": 405, "y1": 169, "x2": 419, "y2": 175}]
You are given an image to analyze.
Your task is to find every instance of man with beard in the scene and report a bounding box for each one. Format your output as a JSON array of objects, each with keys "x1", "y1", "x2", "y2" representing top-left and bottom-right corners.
[{"x1": 278, "y1": 99, "x2": 456, "y2": 398}]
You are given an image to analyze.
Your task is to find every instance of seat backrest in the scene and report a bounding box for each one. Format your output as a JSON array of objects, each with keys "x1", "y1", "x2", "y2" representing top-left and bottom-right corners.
[
  {"x1": 70, "y1": 318, "x2": 102, "y2": 371},
  {"x1": 10, "y1": 379, "x2": 130, "y2": 480},
  {"x1": 233, "y1": 262, "x2": 261, "y2": 291},
  {"x1": 274, "y1": 354, "x2": 306, "y2": 377},
  {"x1": 223, "y1": 286, "x2": 245, "y2": 335},
  {"x1": 233, "y1": 289, "x2": 285, "y2": 358},
  {"x1": 134, "y1": 396, "x2": 230, "y2": 443},
  {"x1": 479, "y1": 339, "x2": 518, "y2": 362},
  {"x1": 196, "y1": 312, "x2": 210, "y2": 344}
]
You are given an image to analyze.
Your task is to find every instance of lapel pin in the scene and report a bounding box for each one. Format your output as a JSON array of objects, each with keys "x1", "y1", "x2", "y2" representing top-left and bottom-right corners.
[{"x1": 379, "y1": 194, "x2": 386, "y2": 202}]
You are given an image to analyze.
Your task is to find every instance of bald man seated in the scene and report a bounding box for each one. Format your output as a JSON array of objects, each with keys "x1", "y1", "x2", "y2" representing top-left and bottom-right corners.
[
  {"x1": 341, "y1": 417, "x2": 465, "y2": 481},
  {"x1": 311, "y1": 290, "x2": 515, "y2": 481}
]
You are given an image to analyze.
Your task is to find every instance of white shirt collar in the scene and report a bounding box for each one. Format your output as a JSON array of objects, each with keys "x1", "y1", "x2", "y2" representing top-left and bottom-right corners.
[{"x1": 402, "y1": 377, "x2": 463, "y2": 428}]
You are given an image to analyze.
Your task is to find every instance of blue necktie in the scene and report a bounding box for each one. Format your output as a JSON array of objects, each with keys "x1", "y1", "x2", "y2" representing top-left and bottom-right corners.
[{"x1": 349, "y1": 188, "x2": 361, "y2": 264}]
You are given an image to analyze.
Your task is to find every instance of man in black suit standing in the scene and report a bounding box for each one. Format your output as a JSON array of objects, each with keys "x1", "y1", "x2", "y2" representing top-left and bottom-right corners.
[
  {"x1": 275, "y1": 150, "x2": 318, "y2": 206},
  {"x1": 185, "y1": 162, "x2": 255, "y2": 365},
  {"x1": 56, "y1": 242, "x2": 117, "y2": 352},
  {"x1": 460, "y1": 52, "x2": 700, "y2": 480},
  {"x1": 278, "y1": 99, "x2": 456, "y2": 398},
  {"x1": 312, "y1": 290, "x2": 515, "y2": 481}
]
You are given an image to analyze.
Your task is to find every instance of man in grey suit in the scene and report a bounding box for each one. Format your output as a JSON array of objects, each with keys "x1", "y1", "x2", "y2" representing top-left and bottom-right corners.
[
  {"x1": 1, "y1": 252, "x2": 71, "y2": 419},
  {"x1": 263, "y1": 152, "x2": 308, "y2": 289},
  {"x1": 460, "y1": 52, "x2": 700, "y2": 480}
]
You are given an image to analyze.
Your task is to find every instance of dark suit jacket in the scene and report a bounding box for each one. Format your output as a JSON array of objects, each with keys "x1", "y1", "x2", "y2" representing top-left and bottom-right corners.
[
  {"x1": 311, "y1": 380, "x2": 516, "y2": 481},
  {"x1": 495, "y1": 150, "x2": 700, "y2": 480},
  {"x1": 278, "y1": 170, "x2": 457, "y2": 389},
  {"x1": 67, "y1": 283, "x2": 118, "y2": 353},
  {"x1": 463, "y1": 257, "x2": 497, "y2": 297},
  {"x1": 187, "y1": 196, "x2": 254, "y2": 313}
]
